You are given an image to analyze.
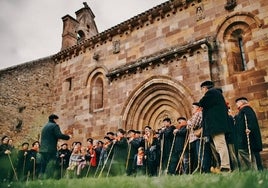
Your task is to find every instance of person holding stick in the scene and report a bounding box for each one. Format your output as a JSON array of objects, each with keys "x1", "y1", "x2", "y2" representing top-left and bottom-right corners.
[
  {"x1": 159, "y1": 118, "x2": 176, "y2": 175},
  {"x1": 56, "y1": 143, "x2": 71, "y2": 178},
  {"x1": 28, "y1": 141, "x2": 41, "y2": 180},
  {"x1": 0, "y1": 136, "x2": 18, "y2": 182},
  {"x1": 199, "y1": 80, "x2": 231, "y2": 173},
  {"x1": 234, "y1": 97, "x2": 263, "y2": 171},
  {"x1": 17, "y1": 142, "x2": 30, "y2": 181},
  {"x1": 126, "y1": 129, "x2": 140, "y2": 176},
  {"x1": 109, "y1": 129, "x2": 128, "y2": 176},
  {"x1": 167, "y1": 117, "x2": 187, "y2": 175}
]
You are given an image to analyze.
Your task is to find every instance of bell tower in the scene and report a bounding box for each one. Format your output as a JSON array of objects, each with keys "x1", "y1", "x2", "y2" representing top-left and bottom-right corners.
[{"x1": 61, "y1": 2, "x2": 99, "y2": 50}]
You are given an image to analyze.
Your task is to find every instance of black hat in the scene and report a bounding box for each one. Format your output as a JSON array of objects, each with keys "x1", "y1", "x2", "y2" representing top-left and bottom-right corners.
[
  {"x1": 32, "y1": 141, "x2": 40, "y2": 147},
  {"x1": 192, "y1": 102, "x2": 201, "y2": 107},
  {"x1": 118, "y1": 128, "x2": 126, "y2": 135},
  {"x1": 49, "y1": 114, "x2": 59, "y2": 120},
  {"x1": 22, "y1": 142, "x2": 29, "y2": 147},
  {"x1": 177, "y1": 117, "x2": 187, "y2": 121},
  {"x1": 235, "y1": 97, "x2": 248, "y2": 103},
  {"x1": 200, "y1": 80, "x2": 214, "y2": 88},
  {"x1": 163, "y1": 117, "x2": 171, "y2": 123},
  {"x1": 104, "y1": 136, "x2": 111, "y2": 141},
  {"x1": 106, "y1": 132, "x2": 115, "y2": 136},
  {"x1": 87, "y1": 138, "x2": 93, "y2": 143},
  {"x1": 127, "y1": 129, "x2": 135, "y2": 134}
]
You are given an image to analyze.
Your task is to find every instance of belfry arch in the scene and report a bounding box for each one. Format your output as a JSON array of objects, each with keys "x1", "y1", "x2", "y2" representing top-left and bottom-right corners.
[{"x1": 121, "y1": 76, "x2": 194, "y2": 131}]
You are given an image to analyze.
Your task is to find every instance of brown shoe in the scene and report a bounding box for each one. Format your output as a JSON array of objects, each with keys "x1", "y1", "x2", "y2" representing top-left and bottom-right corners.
[{"x1": 210, "y1": 167, "x2": 221, "y2": 174}]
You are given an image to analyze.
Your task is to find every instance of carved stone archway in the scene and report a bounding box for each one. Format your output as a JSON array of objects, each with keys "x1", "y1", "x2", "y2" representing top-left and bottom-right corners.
[{"x1": 121, "y1": 76, "x2": 194, "y2": 131}]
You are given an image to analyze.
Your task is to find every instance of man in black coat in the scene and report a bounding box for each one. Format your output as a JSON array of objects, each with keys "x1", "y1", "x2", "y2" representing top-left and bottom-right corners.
[
  {"x1": 234, "y1": 97, "x2": 263, "y2": 171},
  {"x1": 159, "y1": 117, "x2": 176, "y2": 174},
  {"x1": 126, "y1": 129, "x2": 141, "y2": 176},
  {"x1": 39, "y1": 114, "x2": 70, "y2": 178},
  {"x1": 199, "y1": 81, "x2": 231, "y2": 172},
  {"x1": 167, "y1": 117, "x2": 187, "y2": 175}
]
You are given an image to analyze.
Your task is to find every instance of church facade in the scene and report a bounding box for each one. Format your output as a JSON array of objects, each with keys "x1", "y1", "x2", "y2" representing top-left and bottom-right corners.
[{"x1": 0, "y1": 0, "x2": 268, "y2": 163}]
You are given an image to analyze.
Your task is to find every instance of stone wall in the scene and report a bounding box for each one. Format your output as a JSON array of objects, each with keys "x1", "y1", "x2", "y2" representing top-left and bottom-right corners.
[{"x1": 0, "y1": 57, "x2": 55, "y2": 147}]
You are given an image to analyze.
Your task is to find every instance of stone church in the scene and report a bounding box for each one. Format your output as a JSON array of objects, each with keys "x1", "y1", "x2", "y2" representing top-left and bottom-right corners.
[{"x1": 0, "y1": 0, "x2": 268, "y2": 164}]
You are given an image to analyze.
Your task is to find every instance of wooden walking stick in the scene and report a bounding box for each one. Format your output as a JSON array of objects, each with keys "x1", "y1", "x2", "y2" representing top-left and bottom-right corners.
[
  {"x1": 26, "y1": 171, "x2": 30, "y2": 182},
  {"x1": 188, "y1": 135, "x2": 191, "y2": 174},
  {"x1": 125, "y1": 143, "x2": 131, "y2": 170},
  {"x1": 158, "y1": 134, "x2": 164, "y2": 177},
  {"x1": 192, "y1": 129, "x2": 204, "y2": 174},
  {"x1": 166, "y1": 134, "x2": 176, "y2": 175},
  {"x1": 98, "y1": 142, "x2": 115, "y2": 178},
  {"x1": 94, "y1": 153, "x2": 103, "y2": 178},
  {"x1": 244, "y1": 114, "x2": 252, "y2": 165},
  {"x1": 31, "y1": 157, "x2": 36, "y2": 180},
  {"x1": 86, "y1": 163, "x2": 91, "y2": 177},
  {"x1": 106, "y1": 153, "x2": 114, "y2": 177},
  {"x1": 175, "y1": 131, "x2": 190, "y2": 173},
  {"x1": 8, "y1": 153, "x2": 18, "y2": 181},
  {"x1": 23, "y1": 153, "x2": 27, "y2": 178}
]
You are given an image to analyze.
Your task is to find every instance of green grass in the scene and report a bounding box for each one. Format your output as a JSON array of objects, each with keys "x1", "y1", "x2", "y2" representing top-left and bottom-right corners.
[{"x1": 2, "y1": 170, "x2": 268, "y2": 188}]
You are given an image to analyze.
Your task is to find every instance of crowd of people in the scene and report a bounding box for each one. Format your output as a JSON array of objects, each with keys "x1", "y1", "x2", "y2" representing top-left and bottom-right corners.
[{"x1": 0, "y1": 80, "x2": 264, "y2": 183}]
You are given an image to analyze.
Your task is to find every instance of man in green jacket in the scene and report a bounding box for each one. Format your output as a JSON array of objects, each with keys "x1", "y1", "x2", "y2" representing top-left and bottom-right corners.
[{"x1": 39, "y1": 114, "x2": 70, "y2": 178}]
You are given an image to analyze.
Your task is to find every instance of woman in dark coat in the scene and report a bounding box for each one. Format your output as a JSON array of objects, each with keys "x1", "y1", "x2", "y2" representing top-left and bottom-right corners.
[
  {"x1": 143, "y1": 129, "x2": 160, "y2": 176},
  {"x1": 234, "y1": 97, "x2": 263, "y2": 171}
]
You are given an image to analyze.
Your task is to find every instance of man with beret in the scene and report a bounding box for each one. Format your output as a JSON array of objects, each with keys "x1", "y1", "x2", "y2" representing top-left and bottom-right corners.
[
  {"x1": 199, "y1": 80, "x2": 231, "y2": 172},
  {"x1": 234, "y1": 97, "x2": 263, "y2": 171},
  {"x1": 126, "y1": 129, "x2": 141, "y2": 176},
  {"x1": 0, "y1": 136, "x2": 14, "y2": 182},
  {"x1": 56, "y1": 143, "x2": 71, "y2": 177},
  {"x1": 39, "y1": 114, "x2": 71, "y2": 179},
  {"x1": 159, "y1": 117, "x2": 176, "y2": 174},
  {"x1": 16, "y1": 142, "x2": 30, "y2": 180}
]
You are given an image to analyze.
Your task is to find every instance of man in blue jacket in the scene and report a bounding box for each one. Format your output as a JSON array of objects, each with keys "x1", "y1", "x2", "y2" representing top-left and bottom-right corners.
[{"x1": 39, "y1": 114, "x2": 70, "y2": 178}]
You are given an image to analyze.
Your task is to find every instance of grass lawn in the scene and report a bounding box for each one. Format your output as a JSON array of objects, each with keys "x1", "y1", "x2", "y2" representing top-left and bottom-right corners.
[{"x1": 2, "y1": 170, "x2": 268, "y2": 188}]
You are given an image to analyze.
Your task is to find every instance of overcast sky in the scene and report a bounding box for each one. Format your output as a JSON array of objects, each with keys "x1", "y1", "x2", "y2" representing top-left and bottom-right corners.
[{"x1": 0, "y1": 0, "x2": 166, "y2": 70}]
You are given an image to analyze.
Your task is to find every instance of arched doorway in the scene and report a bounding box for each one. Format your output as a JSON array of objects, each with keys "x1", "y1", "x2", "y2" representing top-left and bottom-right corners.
[{"x1": 121, "y1": 76, "x2": 194, "y2": 131}]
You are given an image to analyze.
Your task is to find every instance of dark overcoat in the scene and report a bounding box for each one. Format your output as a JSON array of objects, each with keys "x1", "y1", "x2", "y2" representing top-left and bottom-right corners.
[
  {"x1": 113, "y1": 137, "x2": 128, "y2": 163},
  {"x1": 199, "y1": 88, "x2": 230, "y2": 136},
  {"x1": 39, "y1": 120, "x2": 70, "y2": 155},
  {"x1": 234, "y1": 105, "x2": 263, "y2": 152},
  {"x1": 160, "y1": 125, "x2": 176, "y2": 162}
]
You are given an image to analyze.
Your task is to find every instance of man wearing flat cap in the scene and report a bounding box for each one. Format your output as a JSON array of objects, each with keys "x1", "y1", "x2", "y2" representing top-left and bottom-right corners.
[
  {"x1": 39, "y1": 114, "x2": 71, "y2": 178},
  {"x1": 234, "y1": 97, "x2": 263, "y2": 171},
  {"x1": 199, "y1": 80, "x2": 231, "y2": 172}
]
